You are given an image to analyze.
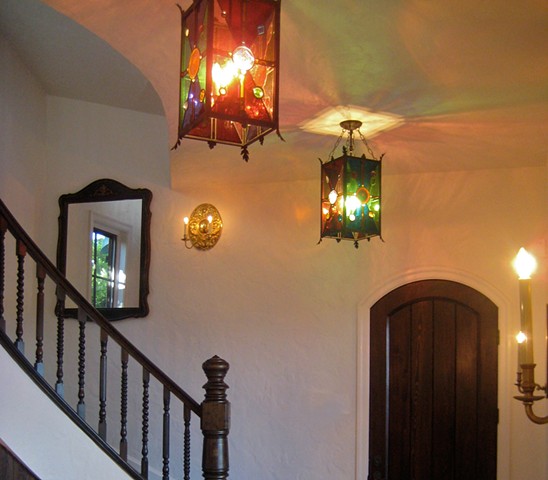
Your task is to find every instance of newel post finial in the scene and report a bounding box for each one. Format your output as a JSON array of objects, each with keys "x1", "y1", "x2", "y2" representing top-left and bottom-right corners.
[{"x1": 201, "y1": 355, "x2": 230, "y2": 479}]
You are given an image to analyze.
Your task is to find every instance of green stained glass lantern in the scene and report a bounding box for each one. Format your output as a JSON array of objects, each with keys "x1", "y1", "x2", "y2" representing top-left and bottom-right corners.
[
  {"x1": 173, "y1": 0, "x2": 282, "y2": 161},
  {"x1": 320, "y1": 120, "x2": 383, "y2": 248}
]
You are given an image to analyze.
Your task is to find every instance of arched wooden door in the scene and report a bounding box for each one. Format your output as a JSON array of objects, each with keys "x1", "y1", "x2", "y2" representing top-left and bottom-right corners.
[{"x1": 368, "y1": 280, "x2": 498, "y2": 480}]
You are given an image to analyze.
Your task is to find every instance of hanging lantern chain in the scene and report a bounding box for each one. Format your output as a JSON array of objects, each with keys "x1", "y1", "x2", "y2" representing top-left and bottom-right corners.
[
  {"x1": 327, "y1": 129, "x2": 345, "y2": 160},
  {"x1": 356, "y1": 128, "x2": 378, "y2": 160},
  {"x1": 327, "y1": 120, "x2": 380, "y2": 160}
]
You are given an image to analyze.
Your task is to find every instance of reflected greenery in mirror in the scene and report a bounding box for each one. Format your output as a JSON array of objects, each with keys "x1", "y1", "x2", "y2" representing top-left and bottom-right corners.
[{"x1": 57, "y1": 179, "x2": 152, "y2": 320}]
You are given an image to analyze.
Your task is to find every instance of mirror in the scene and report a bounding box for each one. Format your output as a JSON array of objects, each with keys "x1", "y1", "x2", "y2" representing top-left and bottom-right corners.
[{"x1": 57, "y1": 179, "x2": 152, "y2": 320}]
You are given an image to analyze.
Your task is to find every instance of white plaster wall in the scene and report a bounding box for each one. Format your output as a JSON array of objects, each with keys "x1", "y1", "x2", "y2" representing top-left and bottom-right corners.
[
  {"x1": 0, "y1": 347, "x2": 132, "y2": 480},
  {"x1": 0, "y1": 34, "x2": 134, "y2": 480},
  {"x1": 0, "y1": 32, "x2": 45, "y2": 409},
  {"x1": 1, "y1": 37, "x2": 547, "y2": 480},
  {"x1": 42, "y1": 92, "x2": 548, "y2": 479},
  {"x1": 0, "y1": 33, "x2": 47, "y2": 236}
]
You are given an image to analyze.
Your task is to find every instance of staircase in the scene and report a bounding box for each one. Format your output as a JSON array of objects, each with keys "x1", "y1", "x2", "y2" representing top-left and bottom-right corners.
[
  {"x1": 0, "y1": 198, "x2": 230, "y2": 480},
  {"x1": 0, "y1": 439, "x2": 39, "y2": 480}
]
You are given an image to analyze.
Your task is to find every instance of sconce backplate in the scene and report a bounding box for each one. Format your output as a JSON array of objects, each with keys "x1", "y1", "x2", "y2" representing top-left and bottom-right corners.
[{"x1": 188, "y1": 203, "x2": 222, "y2": 250}]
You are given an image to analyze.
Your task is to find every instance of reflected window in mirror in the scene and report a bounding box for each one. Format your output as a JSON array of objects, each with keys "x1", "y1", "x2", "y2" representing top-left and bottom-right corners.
[
  {"x1": 57, "y1": 179, "x2": 152, "y2": 321},
  {"x1": 91, "y1": 227, "x2": 124, "y2": 308}
]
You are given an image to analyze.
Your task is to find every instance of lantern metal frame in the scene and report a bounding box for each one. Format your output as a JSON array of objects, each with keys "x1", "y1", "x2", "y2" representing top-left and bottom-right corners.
[
  {"x1": 173, "y1": 0, "x2": 282, "y2": 161},
  {"x1": 319, "y1": 120, "x2": 383, "y2": 249}
]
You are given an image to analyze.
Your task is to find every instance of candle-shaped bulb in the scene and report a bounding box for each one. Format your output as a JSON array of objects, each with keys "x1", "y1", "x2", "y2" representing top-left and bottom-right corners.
[
  {"x1": 513, "y1": 247, "x2": 537, "y2": 279},
  {"x1": 183, "y1": 216, "x2": 189, "y2": 240},
  {"x1": 516, "y1": 331, "x2": 527, "y2": 344},
  {"x1": 514, "y1": 247, "x2": 535, "y2": 365}
]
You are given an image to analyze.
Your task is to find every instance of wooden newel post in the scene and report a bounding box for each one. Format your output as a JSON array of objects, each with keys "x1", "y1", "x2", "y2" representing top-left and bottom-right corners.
[{"x1": 201, "y1": 355, "x2": 230, "y2": 480}]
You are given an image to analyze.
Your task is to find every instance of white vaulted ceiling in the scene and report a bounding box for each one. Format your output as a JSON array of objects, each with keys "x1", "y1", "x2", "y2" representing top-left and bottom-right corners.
[{"x1": 1, "y1": 0, "x2": 547, "y2": 188}]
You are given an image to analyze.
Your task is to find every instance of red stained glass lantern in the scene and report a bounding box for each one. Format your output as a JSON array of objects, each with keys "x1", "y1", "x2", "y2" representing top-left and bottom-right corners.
[
  {"x1": 174, "y1": 0, "x2": 281, "y2": 161},
  {"x1": 320, "y1": 120, "x2": 383, "y2": 248}
]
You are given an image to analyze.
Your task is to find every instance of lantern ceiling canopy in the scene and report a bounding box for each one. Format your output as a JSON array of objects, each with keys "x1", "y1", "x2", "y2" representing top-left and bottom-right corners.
[
  {"x1": 173, "y1": 0, "x2": 281, "y2": 161},
  {"x1": 320, "y1": 120, "x2": 383, "y2": 249},
  {"x1": 301, "y1": 105, "x2": 404, "y2": 139}
]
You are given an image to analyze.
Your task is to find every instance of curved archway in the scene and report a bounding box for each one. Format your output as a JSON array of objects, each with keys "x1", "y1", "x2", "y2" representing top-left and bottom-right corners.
[{"x1": 356, "y1": 271, "x2": 512, "y2": 480}]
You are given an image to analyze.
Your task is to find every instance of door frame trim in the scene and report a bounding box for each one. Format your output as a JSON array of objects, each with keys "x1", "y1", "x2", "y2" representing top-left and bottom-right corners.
[{"x1": 355, "y1": 266, "x2": 511, "y2": 480}]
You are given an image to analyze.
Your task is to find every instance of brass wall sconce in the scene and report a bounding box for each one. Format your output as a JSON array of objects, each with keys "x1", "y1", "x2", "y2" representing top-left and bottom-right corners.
[
  {"x1": 182, "y1": 204, "x2": 222, "y2": 250},
  {"x1": 513, "y1": 247, "x2": 548, "y2": 424}
]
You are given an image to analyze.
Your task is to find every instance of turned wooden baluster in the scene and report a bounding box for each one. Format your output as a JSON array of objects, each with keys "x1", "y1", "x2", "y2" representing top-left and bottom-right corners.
[
  {"x1": 34, "y1": 264, "x2": 46, "y2": 376},
  {"x1": 201, "y1": 356, "x2": 230, "y2": 480},
  {"x1": 54, "y1": 287, "x2": 66, "y2": 397},
  {"x1": 98, "y1": 328, "x2": 108, "y2": 440},
  {"x1": 120, "y1": 348, "x2": 129, "y2": 461},
  {"x1": 0, "y1": 215, "x2": 6, "y2": 333},
  {"x1": 162, "y1": 386, "x2": 171, "y2": 480},
  {"x1": 141, "y1": 368, "x2": 150, "y2": 479},
  {"x1": 77, "y1": 308, "x2": 87, "y2": 419},
  {"x1": 14, "y1": 240, "x2": 26, "y2": 353},
  {"x1": 183, "y1": 404, "x2": 191, "y2": 480}
]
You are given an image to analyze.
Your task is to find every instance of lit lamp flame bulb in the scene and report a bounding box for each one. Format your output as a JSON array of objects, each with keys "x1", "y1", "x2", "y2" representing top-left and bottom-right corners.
[
  {"x1": 232, "y1": 45, "x2": 255, "y2": 72},
  {"x1": 212, "y1": 61, "x2": 238, "y2": 95},
  {"x1": 345, "y1": 195, "x2": 361, "y2": 219},
  {"x1": 513, "y1": 247, "x2": 537, "y2": 279},
  {"x1": 516, "y1": 331, "x2": 527, "y2": 344},
  {"x1": 328, "y1": 189, "x2": 338, "y2": 205},
  {"x1": 183, "y1": 216, "x2": 190, "y2": 241}
]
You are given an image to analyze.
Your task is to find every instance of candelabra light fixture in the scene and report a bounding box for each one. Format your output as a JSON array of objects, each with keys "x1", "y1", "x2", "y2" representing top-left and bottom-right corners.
[
  {"x1": 182, "y1": 204, "x2": 223, "y2": 250},
  {"x1": 319, "y1": 120, "x2": 383, "y2": 248},
  {"x1": 513, "y1": 247, "x2": 548, "y2": 424},
  {"x1": 173, "y1": 0, "x2": 282, "y2": 161}
]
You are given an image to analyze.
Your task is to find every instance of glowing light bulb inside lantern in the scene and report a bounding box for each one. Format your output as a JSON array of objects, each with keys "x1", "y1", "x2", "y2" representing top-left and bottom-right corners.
[
  {"x1": 232, "y1": 45, "x2": 255, "y2": 72},
  {"x1": 328, "y1": 189, "x2": 338, "y2": 205},
  {"x1": 345, "y1": 195, "x2": 361, "y2": 220},
  {"x1": 212, "y1": 61, "x2": 238, "y2": 96},
  {"x1": 516, "y1": 331, "x2": 527, "y2": 344}
]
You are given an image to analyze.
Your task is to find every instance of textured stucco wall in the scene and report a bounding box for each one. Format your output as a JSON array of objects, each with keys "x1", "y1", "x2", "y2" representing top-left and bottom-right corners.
[
  {"x1": 1, "y1": 36, "x2": 547, "y2": 480},
  {"x1": 0, "y1": 33, "x2": 47, "y2": 235}
]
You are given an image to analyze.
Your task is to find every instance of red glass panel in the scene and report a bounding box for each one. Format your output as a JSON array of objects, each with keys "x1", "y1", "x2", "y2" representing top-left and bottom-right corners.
[{"x1": 176, "y1": 0, "x2": 280, "y2": 152}]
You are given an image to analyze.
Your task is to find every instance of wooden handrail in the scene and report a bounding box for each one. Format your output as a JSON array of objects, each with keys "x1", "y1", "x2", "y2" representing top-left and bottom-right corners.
[{"x1": 0, "y1": 198, "x2": 200, "y2": 414}]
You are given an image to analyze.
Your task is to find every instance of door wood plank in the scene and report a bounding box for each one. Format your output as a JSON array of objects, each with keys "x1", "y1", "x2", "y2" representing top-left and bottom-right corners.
[{"x1": 410, "y1": 301, "x2": 433, "y2": 480}]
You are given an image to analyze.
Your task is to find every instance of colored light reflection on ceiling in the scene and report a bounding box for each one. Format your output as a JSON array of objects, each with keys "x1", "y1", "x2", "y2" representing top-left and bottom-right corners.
[{"x1": 300, "y1": 105, "x2": 404, "y2": 138}]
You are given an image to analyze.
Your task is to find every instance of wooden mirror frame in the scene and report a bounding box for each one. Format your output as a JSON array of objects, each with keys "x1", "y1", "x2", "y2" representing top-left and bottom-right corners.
[{"x1": 57, "y1": 179, "x2": 152, "y2": 321}]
